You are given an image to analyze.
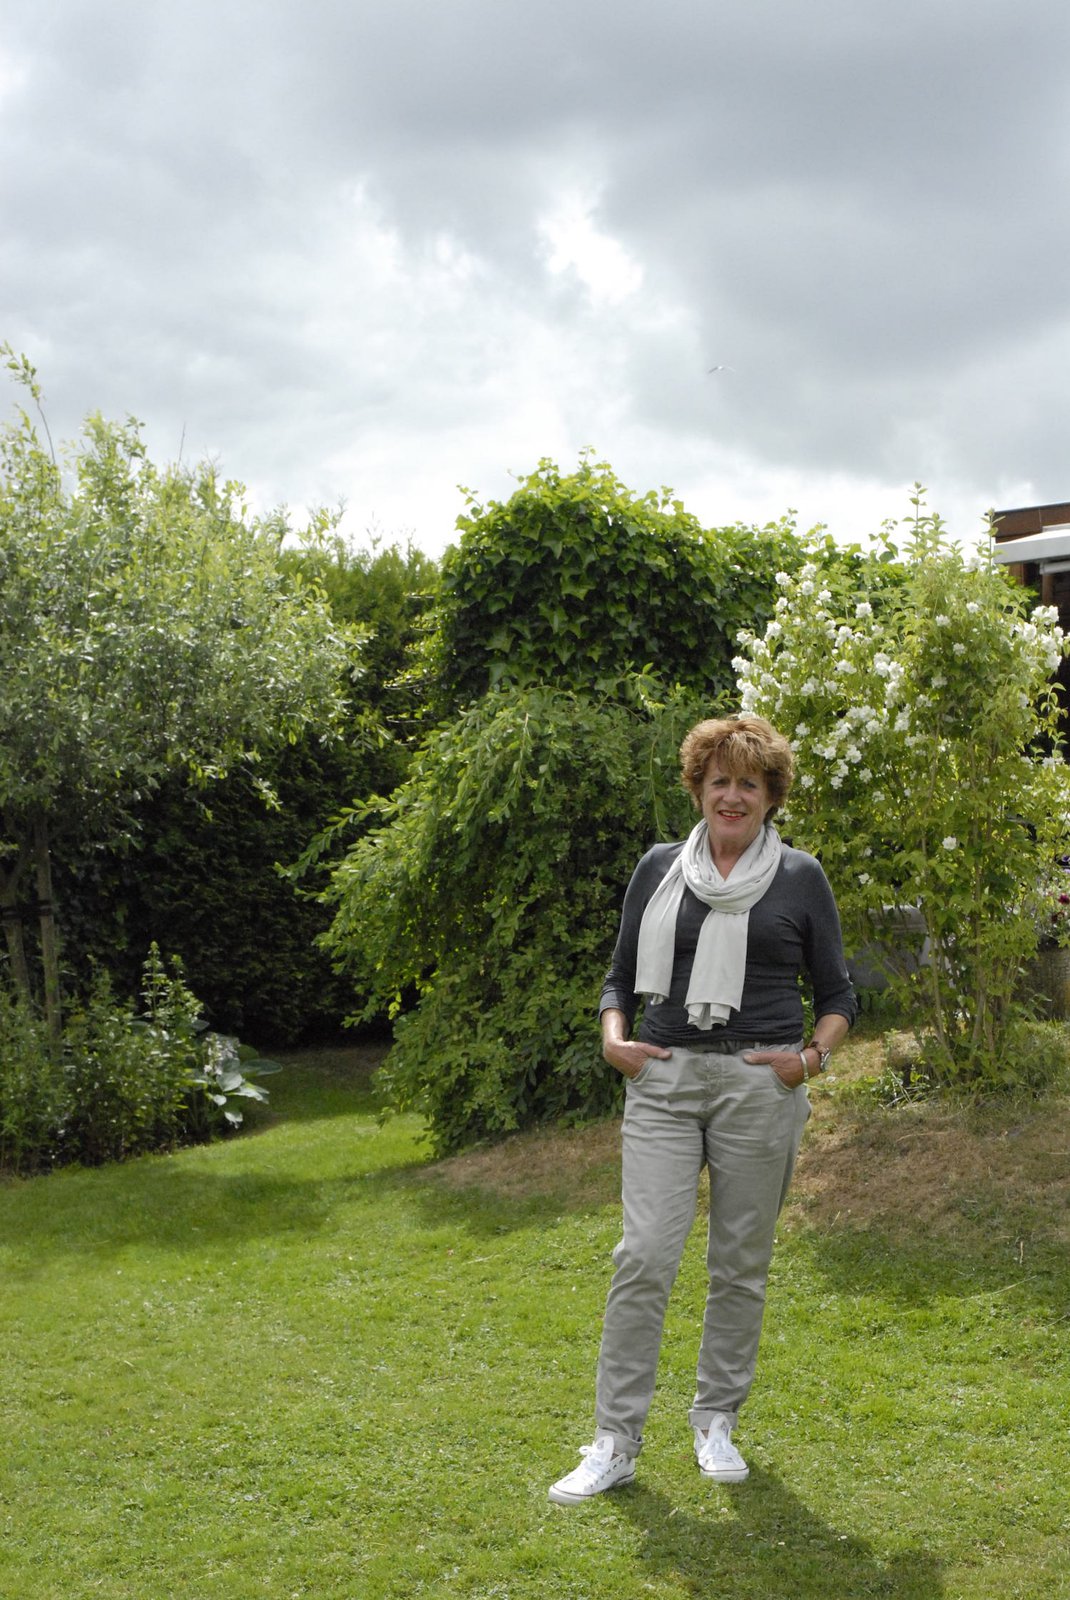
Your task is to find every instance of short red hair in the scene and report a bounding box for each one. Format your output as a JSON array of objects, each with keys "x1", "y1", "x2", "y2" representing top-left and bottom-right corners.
[{"x1": 679, "y1": 715, "x2": 794, "y2": 815}]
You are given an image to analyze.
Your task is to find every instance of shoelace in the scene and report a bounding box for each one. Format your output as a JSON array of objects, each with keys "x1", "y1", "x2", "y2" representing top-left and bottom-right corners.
[
  {"x1": 573, "y1": 1443, "x2": 614, "y2": 1484},
  {"x1": 699, "y1": 1429, "x2": 740, "y2": 1466}
]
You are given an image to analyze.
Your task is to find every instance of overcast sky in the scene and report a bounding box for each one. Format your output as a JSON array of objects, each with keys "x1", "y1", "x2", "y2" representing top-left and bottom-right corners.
[{"x1": 3, "y1": 1, "x2": 1069, "y2": 558}]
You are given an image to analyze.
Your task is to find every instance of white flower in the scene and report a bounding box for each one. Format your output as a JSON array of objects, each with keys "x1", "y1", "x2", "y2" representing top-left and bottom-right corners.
[
  {"x1": 952, "y1": 642, "x2": 966, "y2": 656},
  {"x1": 731, "y1": 656, "x2": 748, "y2": 674},
  {"x1": 942, "y1": 836, "x2": 958, "y2": 851},
  {"x1": 775, "y1": 595, "x2": 789, "y2": 612},
  {"x1": 799, "y1": 580, "x2": 815, "y2": 596},
  {"x1": 818, "y1": 588, "x2": 832, "y2": 603},
  {"x1": 830, "y1": 774, "x2": 843, "y2": 789},
  {"x1": 873, "y1": 655, "x2": 892, "y2": 677},
  {"x1": 835, "y1": 658, "x2": 856, "y2": 674},
  {"x1": 845, "y1": 744, "x2": 862, "y2": 763},
  {"x1": 800, "y1": 678, "x2": 818, "y2": 695},
  {"x1": 859, "y1": 768, "x2": 872, "y2": 781},
  {"x1": 765, "y1": 621, "x2": 782, "y2": 638},
  {"x1": 855, "y1": 600, "x2": 873, "y2": 619},
  {"x1": 794, "y1": 722, "x2": 809, "y2": 738},
  {"x1": 859, "y1": 872, "x2": 871, "y2": 885},
  {"x1": 935, "y1": 614, "x2": 951, "y2": 626},
  {"x1": 800, "y1": 772, "x2": 814, "y2": 787},
  {"x1": 931, "y1": 673, "x2": 947, "y2": 688},
  {"x1": 966, "y1": 601, "x2": 980, "y2": 614},
  {"x1": 775, "y1": 571, "x2": 792, "y2": 586}
]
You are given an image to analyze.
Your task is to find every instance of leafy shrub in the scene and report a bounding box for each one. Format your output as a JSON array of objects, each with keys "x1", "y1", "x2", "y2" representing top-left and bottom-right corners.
[
  {"x1": 0, "y1": 949, "x2": 278, "y2": 1173},
  {"x1": 432, "y1": 454, "x2": 815, "y2": 710},
  {"x1": 54, "y1": 737, "x2": 383, "y2": 1044},
  {"x1": 59, "y1": 977, "x2": 194, "y2": 1165},
  {"x1": 318, "y1": 683, "x2": 707, "y2": 1152},
  {"x1": 0, "y1": 987, "x2": 67, "y2": 1173},
  {"x1": 316, "y1": 458, "x2": 878, "y2": 1151},
  {"x1": 735, "y1": 496, "x2": 1070, "y2": 1090},
  {"x1": 49, "y1": 538, "x2": 437, "y2": 1045}
]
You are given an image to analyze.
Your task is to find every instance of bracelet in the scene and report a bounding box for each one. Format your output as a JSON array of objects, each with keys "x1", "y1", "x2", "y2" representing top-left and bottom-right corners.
[
  {"x1": 806, "y1": 1040, "x2": 832, "y2": 1074},
  {"x1": 798, "y1": 1049, "x2": 811, "y2": 1081}
]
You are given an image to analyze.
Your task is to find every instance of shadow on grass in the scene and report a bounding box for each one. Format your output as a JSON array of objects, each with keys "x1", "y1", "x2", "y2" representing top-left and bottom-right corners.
[
  {"x1": 0, "y1": 1141, "x2": 588, "y2": 1272},
  {"x1": 785, "y1": 1224, "x2": 1070, "y2": 1322},
  {"x1": 612, "y1": 1468, "x2": 943, "y2": 1599},
  {"x1": 265, "y1": 1043, "x2": 388, "y2": 1123}
]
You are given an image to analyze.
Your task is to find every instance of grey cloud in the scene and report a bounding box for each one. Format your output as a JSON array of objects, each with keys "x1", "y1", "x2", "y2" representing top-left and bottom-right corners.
[{"x1": 3, "y1": 0, "x2": 1070, "y2": 546}]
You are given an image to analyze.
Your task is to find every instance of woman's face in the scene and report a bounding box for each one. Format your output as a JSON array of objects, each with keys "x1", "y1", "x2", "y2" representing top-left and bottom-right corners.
[{"x1": 700, "y1": 759, "x2": 773, "y2": 858}]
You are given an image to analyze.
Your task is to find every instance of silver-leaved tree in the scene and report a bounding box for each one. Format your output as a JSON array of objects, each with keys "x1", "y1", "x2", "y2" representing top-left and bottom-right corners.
[{"x1": 0, "y1": 349, "x2": 354, "y2": 1039}]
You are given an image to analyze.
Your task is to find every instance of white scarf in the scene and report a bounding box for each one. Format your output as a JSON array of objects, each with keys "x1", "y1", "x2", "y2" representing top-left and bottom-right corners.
[{"x1": 634, "y1": 820, "x2": 783, "y2": 1029}]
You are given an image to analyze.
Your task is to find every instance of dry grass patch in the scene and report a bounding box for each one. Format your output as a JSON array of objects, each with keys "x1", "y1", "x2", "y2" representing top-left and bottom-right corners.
[
  {"x1": 424, "y1": 1115, "x2": 623, "y2": 1207},
  {"x1": 788, "y1": 1091, "x2": 1070, "y2": 1249},
  {"x1": 418, "y1": 1019, "x2": 1070, "y2": 1259}
]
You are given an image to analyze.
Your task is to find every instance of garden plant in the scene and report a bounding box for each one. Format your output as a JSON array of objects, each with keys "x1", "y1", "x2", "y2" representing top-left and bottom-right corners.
[
  {"x1": 314, "y1": 455, "x2": 856, "y2": 1151},
  {"x1": 734, "y1": 492, "x2": 1070, "y2": 1090},
  {"x1": 0, "y1": 348, "x2": 354, "y2": 1039}
]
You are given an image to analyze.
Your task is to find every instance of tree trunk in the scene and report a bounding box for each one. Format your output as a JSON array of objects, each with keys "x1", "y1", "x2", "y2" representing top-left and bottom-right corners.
[
  {"x1": 0, "y1": 832, "x2": 34, "y2": 999},
  {"x1": 33, "y1": 815, "x2": 63, "y2": 1044}
]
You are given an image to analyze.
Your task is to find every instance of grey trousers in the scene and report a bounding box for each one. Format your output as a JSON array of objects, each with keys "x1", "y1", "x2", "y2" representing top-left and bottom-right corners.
[{"x1": 594, "y1": 1045, "x2": 809, "y2": 1458}]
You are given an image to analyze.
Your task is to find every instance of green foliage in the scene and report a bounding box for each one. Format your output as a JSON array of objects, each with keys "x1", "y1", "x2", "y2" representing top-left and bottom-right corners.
[
  {"x1": 735, "y1": 493, "x2": 1070, "y2": 1090},
  {"x1": 0, "y1": 399, "x2": 352, "y2": 829},
  {"x1": 0, "y1": 352, "x2": 355, "y2": 1029},
  {"x1": 281, "y1": 530, "x2": 439, "y2": 739},
  {"x1": 0, "y1": 987, "x2": 67, "y2": 1172},
  {"x1": 317, "y1": 455, "x2": 879, "y2": 1149},
  {"x1": 59, "y1": 976, "x2": 196, "y2": 1167},
  {"x1": 433, "y1": 454, "x2": 815, "y2": 709},
  {"x1": 46, "y1": 537, "x2": 438, "y2": 1044},
  {"x1": 0, "y1": 947, "x2": 277, "y2": 1173},
  {"x1": 319, "y1": 683, "x2": 706, "y2": 1152}
]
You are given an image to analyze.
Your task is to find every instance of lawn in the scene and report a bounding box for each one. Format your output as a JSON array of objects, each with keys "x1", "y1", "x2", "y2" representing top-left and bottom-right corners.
[{"x1": 1, "y1": 1026, "x2": 1067, "y2": 1599}]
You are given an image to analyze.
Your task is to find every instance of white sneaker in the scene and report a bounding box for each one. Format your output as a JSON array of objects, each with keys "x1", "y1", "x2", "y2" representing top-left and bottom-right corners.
[
  {"x1": 694, "y1": 1414, "x2": 749, "y2": 1482},
  {"x1": 548, "y1": 1435, "x2": 636, "y2": 1504}
]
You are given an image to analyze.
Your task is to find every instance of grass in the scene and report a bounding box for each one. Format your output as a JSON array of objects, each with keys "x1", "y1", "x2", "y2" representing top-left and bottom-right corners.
[{"x1": 1, "y1": 1026, "x2": 1069, "y2": 1599}]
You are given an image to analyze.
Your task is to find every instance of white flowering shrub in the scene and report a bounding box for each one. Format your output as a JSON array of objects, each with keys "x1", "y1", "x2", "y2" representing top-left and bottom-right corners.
[{"x1": 735, "y1": 499, "x2": 1070, "y2": 1088}]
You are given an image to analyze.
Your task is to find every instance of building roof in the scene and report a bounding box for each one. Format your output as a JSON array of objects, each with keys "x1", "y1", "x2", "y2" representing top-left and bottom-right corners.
[
  {"x1": 993, "y1": 501, "x2": 1070, "y2": 539},
  {"x1": 992, "y1": 527, "x2": 1070, "y2": 566}
]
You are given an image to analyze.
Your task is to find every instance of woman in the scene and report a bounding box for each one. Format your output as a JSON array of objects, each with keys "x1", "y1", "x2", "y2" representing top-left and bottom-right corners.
[{"x1": 548, "y1": 714, "x2": 856, "y2": 1504}]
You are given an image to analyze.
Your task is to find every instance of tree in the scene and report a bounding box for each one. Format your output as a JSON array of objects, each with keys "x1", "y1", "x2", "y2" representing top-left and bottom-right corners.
[
  {"x1": 317, "y1": 683, "x2": 703, "y2": 1152},
  {"x1": 52, "y1": 535, "x2": 439, "y2": 1044},
  {"x1": 734, "y1": 496, "x2": 1070, "y2": 1088},
  {"x1": 316, "y1": 455, "x2": 851, "y2": 1149},
  {"x1": 0, "y1": 353, "x2": 354, "y2": 1037},
  {"x1": 432, "y1": 453, "x2": 813, "y2": 711}
]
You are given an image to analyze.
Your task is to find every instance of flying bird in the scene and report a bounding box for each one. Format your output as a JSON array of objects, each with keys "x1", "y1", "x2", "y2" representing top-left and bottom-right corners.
[{"x1": 707, "y1": 365, "x2": 735, "y2": 373}]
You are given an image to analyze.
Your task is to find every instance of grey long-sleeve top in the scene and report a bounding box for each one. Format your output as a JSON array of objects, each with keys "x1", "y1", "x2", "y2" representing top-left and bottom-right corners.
[{"x1": 600, "y1": 840, "x2": 858, "y2": 1049}]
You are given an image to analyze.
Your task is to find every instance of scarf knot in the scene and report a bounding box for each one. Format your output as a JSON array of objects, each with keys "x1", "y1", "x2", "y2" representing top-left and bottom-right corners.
[{"x1": 634, "y1": 822, "x2": 782, "y2": 1029}]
